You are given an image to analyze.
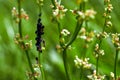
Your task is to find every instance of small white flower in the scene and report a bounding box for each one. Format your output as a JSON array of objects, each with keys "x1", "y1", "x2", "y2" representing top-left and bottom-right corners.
[
  {"x1": 85, "y1": 9, "x2": 96, "y2": 19},
  {"x1": 52, "y1": 0, "x2": 68, "y2": 19},
  {"x1": 99, "y1": 50, "x2": 105, "y2": 55},
  {"x1": 74, "y1": 56, "x2": 92, "y2": 69},
  {"x1": 110, "y1": 72, "x2": 114, "y2": 78},
  {"x1": 87, "y1": 70, "x2": 105, "y2": 80},
  {"x1": 80, "y1": 35, "x2": 87, "y2": 39},
  {"x1": 77, "y1": 11, "x2": 85, "y2": 19},
  {"x1": 61, "y1": 29, "x2": 70, "y2": 36},
  {"x1": 53, "y1": 9, "x2": 59, "y2": 16}
]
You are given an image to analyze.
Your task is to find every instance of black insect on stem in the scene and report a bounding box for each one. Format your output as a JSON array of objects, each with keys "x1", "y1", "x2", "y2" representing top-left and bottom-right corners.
[{"x1": 35, "y1": 14, "x2": 44, "y2": 53}]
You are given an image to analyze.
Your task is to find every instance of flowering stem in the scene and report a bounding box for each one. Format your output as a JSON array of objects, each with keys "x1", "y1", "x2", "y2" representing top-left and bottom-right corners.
[
  {"x1": 95, "y1": 6, "x2": 108, "y2": 75},
  {"x1": 62, "y1": 20, "x2": 83, "y2": 80},
  {"x1": 26, "y1": 50, "x2": 37, "y2": 80},
  {"x1": 57, "y1": 21, "x2": 61, "y2": 36},
  {"x1": 96, "y1": 39, "x2": 102, "y2": 75},
  {"x1": 18, "y1": 0, "x2": 22, "y2": 38},
  {"x1": 62, "y1": 48, "x2": 70, "y2": 80},
  {"x1": 66, "y1": 21, "x2": 83, "y2": 48},
  {"x1": 38, "y1": 52, "x2": 46, "y2": 80},
  {"x1": 96, "y1": 56, "x2": 99, "y2": 75},
  {"x1": 80, "y1": 66, "x2": 83, "y2": 80},
  {"x1": 17, "y1": 0, "x2": 37, "y2": 80},
  {"x1": 51, "y1": 0, "x2": 56, "y2": 9},
  {"x1": 56, "y1": 20, "x2": 70, "y2": 80},
  {"x1": 114, "y1": 49, "x2": 119, "y2": 80},
  {"x1": 66, "y1": 0, "x2": 84, "y2": 48}
]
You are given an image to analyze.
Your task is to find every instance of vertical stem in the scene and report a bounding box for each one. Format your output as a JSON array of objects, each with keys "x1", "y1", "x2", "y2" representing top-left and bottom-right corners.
[
  {"x1": 96, "y1": 39, "x2": 102, "y2": 75},
  {"x1": 17, "y1": 0, "x2": 37, "y2": 80},
  {"x1": 38, "y1": 53, "x2": 43, "y2": 80},
  {"x1": 62, "y1": 48, "x2": 70, "y2": 80},
  {"x1": 114, "y1": 49, "x2": 119, "y2": 80},
  {"x1": 80, "y1": 66, "x2": 83, "y2": 80},
  {"x1": 26, "y1": 50, "x2": 37, "y2": 80},
  {"x1": 96, "y1": 56, "x2": 99, "y2": 75},
  {"x1": 57, "y1": 21, "x2": 61, "y2": 36},
  {"x1": 51, "y1": 0, "x2": 56, "y2": 9},
  {"x1": 18, "y1": 0, "x2": 22, "y2": 38},
  {"x1": 66, "y1": 21, "x2": 83, "y2": 48},
  {"x1": 95, "y1": 9, "x2": 107, "y2": 75},
  {"x1": 38, "y1": 53, "x2": 46, "y2": 80}
]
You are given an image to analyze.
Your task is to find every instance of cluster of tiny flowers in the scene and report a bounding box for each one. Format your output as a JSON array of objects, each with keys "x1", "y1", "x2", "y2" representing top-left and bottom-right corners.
[
  {"x1": 111, "y1": 33, "x2": 120, "y2": 50},
  {"x1": 14, "y1": 33, "x2": 22, "y2": 44},
  {"x1": 51, "y1": 0, "x2": 68, "y2": 19},
  {"x1": 74, "y1": 56, "x2": 92, "y2": 69},
  {"x1": 14, "y1": 33, "x2": 32, "y2": 49},
  {"x1": 59, "y1": 29, "x2": 70, "y2": 46},
  {"x1": 33, "y1": 64, "x2": 41, "y2": 78},
  {"x1": 87, "y1": 70, "x2": 105, "y2": 80},
  {"x1": 96, "y1": 32, "x2": 109, "y2": 39},
  {"x1": 26, "y1": 64, "x2": 41, "y2": 79},
  {"x1": 61, "y1": 29, "x2": 70, "y2": 36},
  {"x1": 35, "y1": 15, "x2": 45, "y2": 52},
  {"x1": 25, "y1": 40, "x2": 32, "y2": 50},
  {"x1": 36, "y1": 0, "x2": 44, "y2": 6},
  {"x1": 103, "y1": 0, "x2": 113, "y2": 27},
  {"x1": 12, "y1": 7, "x2": 29, "y2": 23},
  {"x1": 71, "y1": 9, "x2": 96, "y2": 20},
  {"x1": 94, "y1": 44, "x2": 105, "y2": 58},
  {"x1": 78, "y1": 27, "x2": 95, "y2": 43}
]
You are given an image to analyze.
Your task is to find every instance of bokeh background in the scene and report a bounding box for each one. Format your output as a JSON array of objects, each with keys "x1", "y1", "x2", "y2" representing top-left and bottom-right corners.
[{"x1": 0, "y1": 0, "x2": 120, "y2": 80}]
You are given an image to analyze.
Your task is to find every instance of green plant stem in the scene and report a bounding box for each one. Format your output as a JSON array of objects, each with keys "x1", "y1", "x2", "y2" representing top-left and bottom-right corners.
[
  {"x1": 80, "y1": 66, "x2": 83, "y2": 80},
  {"x1": 65, "y1": 0, "x2": 83, "y2": 49},
  {"x1": 114, "y1": 49, "x2": 119, "y2": 80},
  {"x1": 17, "y1": 0, "x2": 37, "y2": 80},
  {"x1": 62, "y1": 48, "x2": 70, "y2": 80},
  {"x1": 95, "y1": 9, "x2": 108, "y2": 75},
  {"x1": 51, "y1": 0, "x2": 56, "y2": 9},
  {"x1": 62, "y1": 20, "x2": 83, "y2": 80},
  {"x1": 26, "y1": 50, "x2": 37, "y2": 80},
  {"x1": 96, "y1": 56, "x2": 99, "y2": 75},
  {"x1": 96, "y1": 39, "x2": 102, "y2": 75},
  {"x1": 66, "y1": 21, "x2": 83, "y2": 48},
  {"x1": 18, "y1": 0, "x2": 22, "y2": 38},
  {"x1": 38, "y1": 52, "x2": 46, "y2": 80}
]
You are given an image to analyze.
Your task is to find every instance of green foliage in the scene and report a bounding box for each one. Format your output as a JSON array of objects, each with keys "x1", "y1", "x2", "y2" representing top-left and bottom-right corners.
[{"x1": 0, "y1": 0, "x2": 120, "y2": 80}]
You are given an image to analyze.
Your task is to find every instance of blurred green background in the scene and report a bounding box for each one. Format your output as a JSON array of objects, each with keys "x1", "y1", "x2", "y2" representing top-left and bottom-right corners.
[{"x1": 0, "y1": 0, "x2": 120, "y2": 80}]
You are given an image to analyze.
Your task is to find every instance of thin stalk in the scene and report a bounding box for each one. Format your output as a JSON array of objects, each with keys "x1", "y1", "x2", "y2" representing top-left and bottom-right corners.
[
  {"x1": 38, "y1": 53, "x2": 43, "y2": 80},
  {"x1": 114, "y1": 49, "x2": 119, "y2": 80},
  {"x1": 80, "y1": 66, "x2": 83, "y2": 80},
  {"x1": 37, "y1": 2, "x2": 45, "y2": 80},
  {"x1": 63, "y1": 11, "x2": 83, "y2": 80},
  {"x1": 96, "y1": 39, "x2": 102, "y2": 75},
  {"x1": 95, "y1": 11, "x2": 107, "y2": 75},
  {"x1": 18, "y1": 0, "x2": 22, "y2": 38},
  {"x1": 96, "y1": 56, "x2": 99, "y2": 75},
  {"x1": 65, "y1": 21, "x2": 83, "y2": 48},
  {"x1": 57, "y1": 21, "x2": 61, "y2": 36},
  {"x1": 17, "y1": 0, "x2": 37, "y2": 80},
  {"x1": 38, "y1": 52, "x2": 46, "y2": 80},
  {"x1": 62, "y1": 48, "x2": 70, "y2": 80},
  {"x1": 65, "y1": 1, "x2": 83, "y2": 48},
  {"x1": 51, "y1": 0, "x2": 56, "y2": 9},
  {"x1": 79, "y1": 2, "x2": 85, "y2": 11},
  {"x1": 56, "y1": 18, "x2": 70, "y2": 80},
  {"x1": 26, "y1": 50, "x2": 37, "y2": 80},
  {"x1": 82, "y1": 2, "x2": 85, "y2": 12}
]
